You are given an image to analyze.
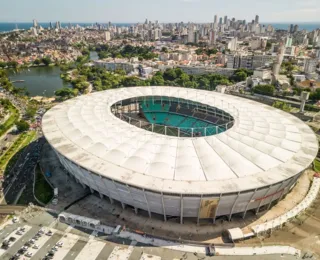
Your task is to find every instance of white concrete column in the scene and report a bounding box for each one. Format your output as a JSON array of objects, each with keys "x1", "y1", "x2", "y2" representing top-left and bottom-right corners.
[
  {"x1": 161, "y1": 193, "x2": 167, "y2": 222},
  {"x1": 143, "y1": 189, "x2": 152, "y2": 218},
  {"x1": 243, "y1": 189, "x2": 257, "y2": 219},
  {"x1": 180, "y1": 195, "x2": 184, "y2": 225}
]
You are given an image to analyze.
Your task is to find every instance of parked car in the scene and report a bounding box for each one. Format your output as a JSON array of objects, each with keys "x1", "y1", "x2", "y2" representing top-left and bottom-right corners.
[
  {"x1": 25, "y1": 252, "x2": 33, "y2": 257},
  {"x1": 9, "y1": 237, "x2": 16, "y2": 242}
]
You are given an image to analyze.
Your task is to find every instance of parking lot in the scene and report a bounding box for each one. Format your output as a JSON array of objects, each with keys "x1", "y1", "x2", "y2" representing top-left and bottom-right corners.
[{"x1": 0, "y1": 210, "x2": 305, "y2": 260}]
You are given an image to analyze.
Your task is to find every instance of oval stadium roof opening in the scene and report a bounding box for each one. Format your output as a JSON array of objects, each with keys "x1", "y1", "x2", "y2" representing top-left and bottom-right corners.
[{"x1": 112, "y1": 96, "x2": 235, "y2": 137}]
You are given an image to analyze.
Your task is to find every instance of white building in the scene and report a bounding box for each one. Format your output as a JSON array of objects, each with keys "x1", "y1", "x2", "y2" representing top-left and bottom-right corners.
[
  {"x1": 94, "y1": 60, "x2": 135, "y2": 74},
  {"x1": 105, "y1": 31, "x2": 111, "y2": 42},
  {"x1": 304, "y1": 58, "x2": 318, "y2": 74},
  {"x1": 227, "y1": 37, "x2": 238, "y2": 51},
  {"x1": 188, "y1": 25, "x2": 195, "y2": 43},
  {"x1": 285, "y1": 37, "x2": 293, "y2": 47}
]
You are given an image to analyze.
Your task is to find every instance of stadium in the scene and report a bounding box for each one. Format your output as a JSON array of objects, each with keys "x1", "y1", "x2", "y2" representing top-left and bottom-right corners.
[{"x1": 42, "y1": 86, "x2": 318, "y2": 224}]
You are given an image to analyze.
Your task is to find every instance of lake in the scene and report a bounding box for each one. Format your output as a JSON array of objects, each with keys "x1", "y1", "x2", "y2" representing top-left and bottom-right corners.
[{"x1": 8, "y1": 66, "x2": 70, "y2": 97}]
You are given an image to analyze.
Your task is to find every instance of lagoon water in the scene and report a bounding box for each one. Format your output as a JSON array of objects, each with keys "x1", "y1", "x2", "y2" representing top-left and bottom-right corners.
[{"x1": 8, "y1": 66, "x2": 69, "y2": 97}]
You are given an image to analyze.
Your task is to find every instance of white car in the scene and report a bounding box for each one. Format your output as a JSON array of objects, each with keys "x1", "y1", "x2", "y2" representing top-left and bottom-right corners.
[
  {"x1": 25, "y1": 252, "x2": 33, "y2": 257},
  {"x1": 12, "y1": 217, "x2": 18, "y2": 223},
  {"x1": 51, "y1": 246, "x2": 58, "y2": 251},
  {"x1": 33, "y1": 244, "x2": 39, "y2": 249},
  {"x1": 56, "y1": 242, "x2": 63, "y2": 247},
  {"x1": 16, "y1": 231, "x2": 23, "y2": 235}
]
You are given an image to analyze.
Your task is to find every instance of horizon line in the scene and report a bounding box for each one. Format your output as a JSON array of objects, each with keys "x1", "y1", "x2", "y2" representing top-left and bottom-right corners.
[{"x1": 0, "y1": 21, "x2": 320, "y2": 24}]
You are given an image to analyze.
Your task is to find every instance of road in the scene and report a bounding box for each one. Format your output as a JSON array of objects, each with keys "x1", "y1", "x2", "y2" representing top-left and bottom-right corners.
[{"x1": 1, "y1": 136, "x2": 45, "y2": 205}]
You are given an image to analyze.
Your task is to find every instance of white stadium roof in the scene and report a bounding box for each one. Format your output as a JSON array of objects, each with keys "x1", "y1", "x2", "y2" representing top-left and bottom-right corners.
[{"x1": 42, "y1": 87, "x2": 318, "y2": 195}]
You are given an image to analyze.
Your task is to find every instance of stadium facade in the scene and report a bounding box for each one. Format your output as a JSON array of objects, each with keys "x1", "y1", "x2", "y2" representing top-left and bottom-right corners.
[{"x1": 42, "y1": 87, "x2": 318, "y2": 223}]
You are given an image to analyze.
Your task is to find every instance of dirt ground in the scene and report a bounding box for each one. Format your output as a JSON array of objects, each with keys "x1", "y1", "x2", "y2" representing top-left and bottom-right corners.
[{"x1": 241, "y1": 192, "x2": 320, "y2": 256}]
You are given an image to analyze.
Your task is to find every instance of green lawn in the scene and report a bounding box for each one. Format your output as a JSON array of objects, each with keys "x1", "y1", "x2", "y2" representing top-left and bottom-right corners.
[
  {"x1": 34, "y1": 164, "x2": 54, "y2": 205},
  {"x1": 314, "y1": 160, "x2": 320, "y2": 172},
  {"x1": 0, "y1": 131, "x2": 36, "y2": 173},
  {"x1": 0, "y1": 103, "x2": 19, "y2": 137}
]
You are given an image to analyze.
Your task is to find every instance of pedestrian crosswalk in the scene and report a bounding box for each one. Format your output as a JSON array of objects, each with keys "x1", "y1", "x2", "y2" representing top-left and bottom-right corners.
[
  {"x1": 107, "y1": 246, "x2": 134, "y2": 260},
  {"x1": 75, "y1": 238, "x2": 105, "y2": 260},
  {"x1": 52, "y1": 233, "x2": 79, "y2": 260},
  {"x1": 141, "y1": 253, "x2": 161, "y2": 260}
]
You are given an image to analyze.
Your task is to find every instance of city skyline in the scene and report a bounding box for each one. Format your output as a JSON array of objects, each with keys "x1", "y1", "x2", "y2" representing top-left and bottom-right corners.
[{"x1": 0, "y1": 0, "x2": 320, "y2": 23}]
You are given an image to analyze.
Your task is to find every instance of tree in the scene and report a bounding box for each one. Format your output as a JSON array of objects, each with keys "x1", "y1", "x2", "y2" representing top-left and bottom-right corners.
[
  {"x1": 163, "y1": 69, "x2": 177, "y2": 81},
  {"x1": 25, "y1": 105, "x2": 37, "y2": 119},
  {"x1": 272, "y1": 101, "x2": 291, "y2": 112},
  {"x1": 253, "y1": 84, "x2": 275, "y2": 96},
  {"x1": 55, "y1": 87, "x2": 76, "y2": 99},
  {"x1": 161, "y1": 47, "x2": 168, "y2": 53},
  {"x1": 42, "y1": 57, "x2": 52, "y2": 66},
  {"x1": 233, "y1": 71, "x2": 247, "y2": 82},
  {"x1": 16, "y1": 120, "x2": 30, "y2": 132},
  {"x1": 310, "y1": 88, "x2": 320, "y2": 101},
  {"x1": 122, "y1": 76, "x2": 147, "y2": 87},
  {"x1": 266, "y1": 41, "x2": 272, "y2": 50},
  {"x1": 150, "y1": 75, "x2": 165, "y2": 86},
  {"x1": 33, "y1": 59, "x2": 41, "y2": 65}
]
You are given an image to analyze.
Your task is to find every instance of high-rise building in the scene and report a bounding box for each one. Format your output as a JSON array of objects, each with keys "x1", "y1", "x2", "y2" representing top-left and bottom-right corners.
[
  {"x1": 49, "y1": 22, "x2": 52, "y2": 30},
  {"x1": 255, "y1": 15, "x2": 259, "y2": 24},
  {"x1": 219, "y1": 17, "x2": 223, "y2": 24},
  {"x1": 209, "y1": 30, "x2": 216, "y2": 45},
  {"x1": 228, "y1": 37, "x2": 238, "y2": 51},
  {"x1": 33, "y1": 19, "x2": 38, "y2": 28},
  {"x1": 224, "y1": 16, "x2": 228, "y2": 24},
  {"x1": 304, "y1": 58, "x2": 318, "y2": 74},
  {"x1": 289, "y1": 24, "x2": 294, "y2": 33},
  {"x1": 55, "y1": 21, "x2": 61, "y2": 30},
  {"x1": 273, "y1": 42, "x2": 285, "y2": 76},
  {"x1": 214, "y1": 15, "x2": 218, "y2": 24},
  {"x1": 105, "y1": 31, "x2": 111, "y2": 41},
  {"x1": 293, "y1": 24, "x2": 299, "y2": 33},
  {"x1": 31, "y1": 27, "x2": 38, "y2": 36},
  {"x1": 188, "y1": 25, "x2": 195, "y2": 43},
  {"x1": 285, "y1": 36, "x2": 293, "y2": 47}
]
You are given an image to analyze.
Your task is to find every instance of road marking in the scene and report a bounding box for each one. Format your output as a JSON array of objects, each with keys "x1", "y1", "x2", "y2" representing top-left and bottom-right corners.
[
  {"x1": 107, "y1": 245, "x2": 134, "y2": 260},
  {"x1": 0, "y1": 225, "x2": 32, "y2": 257},
  {"x1": 51, "y1": 233, "x2": 79, "y2": 260},
  {"x1": 74, "y1": 231, "x2": 105, "y2": 260},
  {"x1": 27, "y1": 229, "x2": 56, "y2": 258}
]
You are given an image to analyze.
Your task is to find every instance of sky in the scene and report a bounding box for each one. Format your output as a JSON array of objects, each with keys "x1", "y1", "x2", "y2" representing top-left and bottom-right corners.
[{"x1": 0, "y1": 0, "x2": 320, "y2": 23}]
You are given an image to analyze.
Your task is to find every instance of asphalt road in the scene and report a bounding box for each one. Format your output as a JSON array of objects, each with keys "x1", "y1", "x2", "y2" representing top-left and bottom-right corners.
[{"x1": 1, "y1": 136, "x2": 45, "y2": 205}]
